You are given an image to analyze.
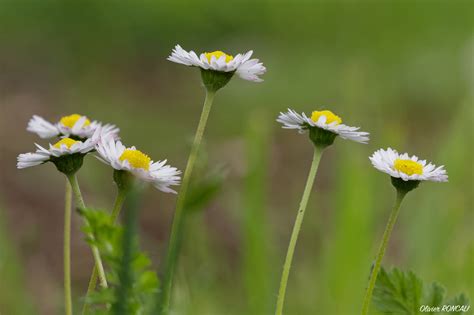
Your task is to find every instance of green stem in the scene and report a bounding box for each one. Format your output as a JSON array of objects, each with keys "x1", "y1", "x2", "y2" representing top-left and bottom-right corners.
[
  {"x1": 111, "y1": 189, "x2": 128, "y2": 222},
  {"x1": 159, "y1": 89, "x2": 216, "y2": 315},
  {"x1": 64, "y1": 179, "x2": 73, "y2": 315},
  {"x1": 66, "y1": 174, "x2": 108, "y2": 290},
  {"x1": 361, "y1": 189, "x2": 406, "y2": 315},
  {"x1": 82, "y1": 188, "x2": 127, "y2": 315},
  {"x1": 275, "y1": 146, "x2": 323, "y2": 315},
  {"x1": 81, "y1": 271, "x2": 98, "y2": 315}
]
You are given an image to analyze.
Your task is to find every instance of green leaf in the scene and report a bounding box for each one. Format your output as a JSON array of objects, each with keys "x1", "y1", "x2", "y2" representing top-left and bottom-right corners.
[
  {"x1": 373, "y1": 267, "x2": 422, "y2": 314},
  {"x1": 373, "y1": 267, "x2": 470, "y2": 315},
  {"x1": 136, "y1": 271, "x2": 160, "y2": 293},
  {"x1": 78, "y1": 207, "x2": 160, "y2": 315}
]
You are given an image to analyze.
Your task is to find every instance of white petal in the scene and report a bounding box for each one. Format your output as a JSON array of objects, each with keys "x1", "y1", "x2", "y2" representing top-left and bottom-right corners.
[
  {"x1": 26, "y1": 115, "x2": 60, "y2": 138},
  {"x1": 17, "y1": 152, "x2": 50, "y2": 169}
]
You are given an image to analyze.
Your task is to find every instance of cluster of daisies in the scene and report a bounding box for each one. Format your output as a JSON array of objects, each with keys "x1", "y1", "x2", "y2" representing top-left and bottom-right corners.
[
  {"x1": 18, "y1": 44, "x2": 448, "y2": 194},
  {"x1": 18, "y1": 114, "x2": 181, "y2": 193},
  {"x1": 15, "y1": 44, "x2": 450, "y2": 315}
]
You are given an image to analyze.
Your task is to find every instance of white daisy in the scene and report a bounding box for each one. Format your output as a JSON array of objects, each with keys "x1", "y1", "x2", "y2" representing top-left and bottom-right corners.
[
  {"x1": 96, "y1": 138, "x2": 181, "y2": 193},
  {"x1": 167, "y1": 44, "x2": 266, "y2": 82},
  {"x1": 17, "y1": 136, "x2": 97, "y2": 169},
  {"x1": 277, "y1": 108, "x2": 370, "y2": 144},
  {"x1": 27, "y1": 113, "x2": 119, "y2": 140},
  {"x1": 369, "y1": 148, "x2": 448, "y2": 182}
]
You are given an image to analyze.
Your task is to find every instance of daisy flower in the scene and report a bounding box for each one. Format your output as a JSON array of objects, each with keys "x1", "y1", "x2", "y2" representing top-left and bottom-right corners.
[
  {"x1": 362, "y1": 149, "x2": 448, "y2": 314},
  {"x1": 27, "y1": 113, "x2": 119, "y2": 140},
  {"x1": 96, "y1": 138, "x2": 181, "y2": 193},
  {"x1": 17, "y1": 135, "x2": 97, "y2": 171},
  {"x1": 277, "y1": 108, "x2": 369, "y2": 146},
  {"x1": 168, "y1": 44, "x2": 266, "y2": 83},
  {"x1": 369, "y1": 148, "x2": 448, "y2": 182},
  {"x1": 273, "y1": 107, "x2": 370, "y2": 314}
]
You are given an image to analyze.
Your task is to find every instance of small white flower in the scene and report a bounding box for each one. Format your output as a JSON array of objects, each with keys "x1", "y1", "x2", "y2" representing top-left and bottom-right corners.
[
  {"x1": 369, "y1": 148, "x2": 448, "y2": 182},
  {"x1": 277, "y1": 108, "x2": 370, "y2": 144},
  {"x1": 96, "y1": 138, "x2": 181, "y2": 193},
  {"x1": 17, "y1": 136, "x2": 97, "y2": 169},
  {"x1": 27, "y1": 113, "x2": 119, "y2": 140},
  {"x1": 167, "y1": 44, "x2": 266, "y2": 82}
]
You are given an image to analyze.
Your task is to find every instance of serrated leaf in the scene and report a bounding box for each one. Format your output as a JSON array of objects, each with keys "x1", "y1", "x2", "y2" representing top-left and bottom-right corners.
[
  {"x1": 373, "y1": 267, "x2": 423, "y2": 314},
  {"x1": 373, "y1": 267, "x2": 470, "y2": 315},
  {"x1": 78, "y1": 207, "x2": 160, "y2": 315}
]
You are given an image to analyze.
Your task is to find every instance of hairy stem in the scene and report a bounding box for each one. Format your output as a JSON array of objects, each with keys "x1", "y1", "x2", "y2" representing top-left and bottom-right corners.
[
  {"x1": 159, "y1": 89, "x2": 216, "y2": 314},
  {"x1": 64, "y1": 179, "x2": 73, "y2": 315},
  {"x1": 275, "y1": 146, "x2": 323, "y2": 315},
  {"x1": 66, "y1": 174, "x2": 108, "y2": 290},
  {"x1": 361, "y1": 189, "x2": 406, "y2": 315},
  {"x1": 82, "y1": 188, "x2": 127, "y2": 315}
]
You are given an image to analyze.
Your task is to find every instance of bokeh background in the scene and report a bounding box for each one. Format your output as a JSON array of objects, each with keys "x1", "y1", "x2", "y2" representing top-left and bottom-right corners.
[{"x1": 0, "y1": 1, "x2": 473, "y2": 314}]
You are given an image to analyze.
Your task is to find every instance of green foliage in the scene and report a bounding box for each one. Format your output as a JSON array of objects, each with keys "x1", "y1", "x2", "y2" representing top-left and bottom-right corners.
[
  {"x1": 78, "y1": 207, "x2": 159, "y2": 315},
  {"x1": 373, "y1": 267, "x2": 470, "y2": 314}
]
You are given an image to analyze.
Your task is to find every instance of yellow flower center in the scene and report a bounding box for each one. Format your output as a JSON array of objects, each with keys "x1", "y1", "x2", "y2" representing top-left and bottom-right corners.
[
  {"x1": 311, "y1": 110, "x2": 342, "y2": 125},
  {"x1": 204, "y1": 51, "x2": 234, "y2": 63},
  {"x1": 59, "y1": 114, "x2": 91, "y2": 128},
  {"x1": 119, "y1": 149, "x2": 151, "y2": 170},
  {"x1": 394, "y1": 159, "x2": 423, "y2": 176},
  {"x1": 53, "y1": 138, "x2": 78, "y2": 149}
]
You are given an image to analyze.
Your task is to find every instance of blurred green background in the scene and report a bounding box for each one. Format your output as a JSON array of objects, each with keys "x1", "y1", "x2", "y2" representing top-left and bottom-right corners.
[{"x1": 0, "y1": 1, "x2": 473, "y2": 314}]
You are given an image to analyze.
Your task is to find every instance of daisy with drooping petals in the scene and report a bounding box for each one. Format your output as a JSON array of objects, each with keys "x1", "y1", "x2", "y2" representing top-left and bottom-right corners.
[
  {"x1": 369, "y1": 148, "x2": 448, "y2": 183},
  {"x1": 168, "y1": 44, "x2": 266, "y2": 83},
  {"x1": 96, "y1": 138, "x2": 181, "y2": 194},
  {"x1": 277, "y1": 108, "x2": 370, "y2": 145},
  {"x1": 27, "y1": 113, "x2": 119, "y2": 140},
  {"x1": 361, "y1": 148, "x2": 448, "y2": 315}
]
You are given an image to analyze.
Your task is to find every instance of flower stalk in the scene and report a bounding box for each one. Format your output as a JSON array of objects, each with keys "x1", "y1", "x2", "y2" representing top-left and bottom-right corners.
[
  {"x1": 275, "y1": 146, "x2": 323, "y2": 315},
  {"x1": 64, "y1": 179, "x2": 73, "y2": 315},
  {"x1": 111, "y1": 187, "x2": 128, "y2": 222},
  {"x1": 159, "y1": 89, "x2": 216, "y2": 314},
  {"x1": 360, "y1": 188, "x2": 407, "y2": 315},
  {"x1": 66, "y1": 174, "x2": 108, "y2": 289}
]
